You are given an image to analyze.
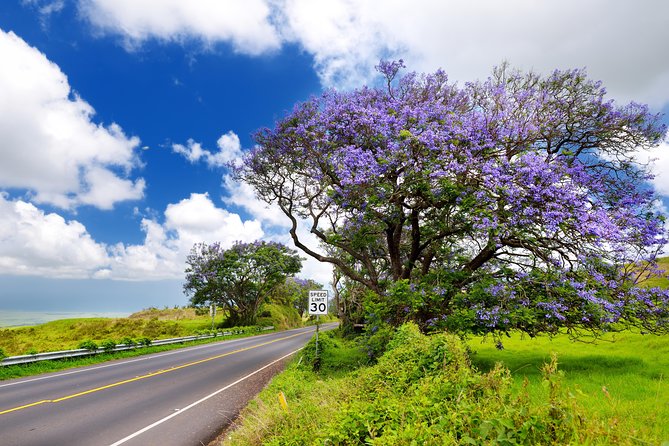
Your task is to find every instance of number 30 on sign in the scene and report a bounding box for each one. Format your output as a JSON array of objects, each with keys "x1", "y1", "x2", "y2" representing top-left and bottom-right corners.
[{"x1": 308, "y1": 290, "x2": 328, "y2": 315}]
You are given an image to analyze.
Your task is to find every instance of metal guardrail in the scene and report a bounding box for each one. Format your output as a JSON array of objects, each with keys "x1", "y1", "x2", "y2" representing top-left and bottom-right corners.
[{"x1": 0, "y1": 326, "x2": 274, "y2": 367}]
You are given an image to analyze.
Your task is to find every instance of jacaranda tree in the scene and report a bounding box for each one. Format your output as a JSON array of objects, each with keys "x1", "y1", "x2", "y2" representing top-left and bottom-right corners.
[
  {"x1": 235, "y1": 61, "x2": 669, "y2": 337},
  {"x1": 183, "y1": 241, "x2": 303, "y2": 326}
]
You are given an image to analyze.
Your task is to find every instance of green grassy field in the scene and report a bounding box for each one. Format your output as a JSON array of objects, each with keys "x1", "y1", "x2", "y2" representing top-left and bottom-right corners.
[
  {"x1": 638, "y1": 256, "x2": 669, "y2": 289},
  {"x1": 0, "y1": 304, "x2": 305, "y2": 357},
  {"x1": 0, "y1": 305, "x2": 307, "y2": 381},
  {"x1": 468, "y1": 330, "x2": 669, "y2": 442},
  {"x1": 0, "y1": 307, "x2": 216, "y2": 356}
]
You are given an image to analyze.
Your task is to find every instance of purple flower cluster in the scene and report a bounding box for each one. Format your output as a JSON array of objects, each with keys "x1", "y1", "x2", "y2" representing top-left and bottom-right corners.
[{"x1": 239, "y1": 60, "x2": 669, "y2": 336}]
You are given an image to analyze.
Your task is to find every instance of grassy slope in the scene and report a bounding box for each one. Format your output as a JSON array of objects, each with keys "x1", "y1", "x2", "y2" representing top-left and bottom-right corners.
[
  {"x1": 468, "y1": 330, "x2": 669, "y2": 442},
  {"x1": 639, "y1": 256, "x2": 669, "y2": 288},
  {"x1": 0, "y1": 304, "x2": 303, "y2": 357},
  {"x1": 0, "y1": 305, "x2": 306, "y2": 381},
  {"x1": 0, "y1": 308, "x2": 214, "y2": 356}
]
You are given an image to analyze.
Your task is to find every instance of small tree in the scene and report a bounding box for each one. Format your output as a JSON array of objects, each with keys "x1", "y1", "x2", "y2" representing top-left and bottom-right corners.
[
  {"x1": 236, "y1": 61, "x2": 669, "y2": 337},
  {"x1": 184, "y1": 241, "x2": 303, "y2": 326}
]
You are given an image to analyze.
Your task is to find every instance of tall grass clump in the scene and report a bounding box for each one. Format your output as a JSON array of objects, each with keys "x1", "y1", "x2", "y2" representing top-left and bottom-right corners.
[{"x1": 225, "y1": 323, "x2": 642, "y2": 445}]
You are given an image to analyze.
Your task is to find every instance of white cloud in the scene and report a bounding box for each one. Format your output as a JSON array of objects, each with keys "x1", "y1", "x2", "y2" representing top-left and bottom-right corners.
[
  {"x1": 0, "y1": 194, "x2": 109, "y2": 278},
  {"x1": 633, "y1": 132, "x2": 669, "y2": 196},
  {"x1": 0, "y1": 192, "x2": 264, "y2": 280},
  {"x1": 76, "y1": 0, "x2": 669, "y2": 108},
  {"x1": 0, "y1": 29, "x2": 144, "y2": 210},
  {"x1": 282, "y1": 0, "x2": 669, "y2": 107},
  {"x1": 78, "y1": 0, "x2": 281, "y2": 54},
  {"x1": 164, "y1": 192, "x2": 263, "y2": 249},
  {"x1": 172, "y1": 139, "x2": 209, "y2": 164},
  {"x1": 213, "y1": 131, "x2": 244, "y2": 167},
  {"x1": 107, "y1": 192, "x2": 265, "y2": 279},
  {"x1": 22, "y1": 0, "x2": 65, "y2": 16},
  {"x1": 172, "y1": 131, "x2": 243, "y2": 168},
  {"x1": 221, "y1": 174, "x2": 287, "y2": 227}
]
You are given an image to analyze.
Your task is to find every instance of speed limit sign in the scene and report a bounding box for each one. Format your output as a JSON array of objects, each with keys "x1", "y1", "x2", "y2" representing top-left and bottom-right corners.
[{"x1": 308, "y1": 290, "x2": 329, "y2": 315}]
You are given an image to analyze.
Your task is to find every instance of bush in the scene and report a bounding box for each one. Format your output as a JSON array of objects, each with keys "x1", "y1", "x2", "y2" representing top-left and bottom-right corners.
[
  {"x1": 136, "y1": 337, "x2": 152, "y2": 347},
  {"x1": 78, "y1": 340, "x2": 98, "y2": 351},
  {"x1": 101, "y1": 339, "x2": 116, "y2": 352},
  {"x1": 322, "y1": 323, "x2": 612, "y2": 445},
  {"x1": 0, "y1": 348, "x2": 6, "y2": 360},
  {"x1": 119, "y1": 337, "x2": 135, "y2": 347}
]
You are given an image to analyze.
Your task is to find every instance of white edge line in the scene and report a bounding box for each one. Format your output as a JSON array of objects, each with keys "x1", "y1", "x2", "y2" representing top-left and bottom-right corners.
[
  {"x1": 107, "y1": 347, "x2": 303, "y2": 446},
  {"x1": 0, "y1": 327, "x2": 317, "y2": 389}
]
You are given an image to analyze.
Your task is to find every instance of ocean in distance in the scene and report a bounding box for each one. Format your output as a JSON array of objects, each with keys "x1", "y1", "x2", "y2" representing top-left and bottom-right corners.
[{"x1": 0, "y1": 309, "x2": 130, "y2": 328}]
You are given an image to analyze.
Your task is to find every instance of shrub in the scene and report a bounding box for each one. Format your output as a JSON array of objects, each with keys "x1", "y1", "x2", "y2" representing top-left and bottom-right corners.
[
  {"x1": 0, "y1": 348, "x2": 6, "y2": 360},
  {"x1": 100, "y1": 339, "x2": 116, "y2": 352},
  {"x1": 119, "y1": 337, "x2": 135, "y2": 347},
  {"x1": 78, "y1": 340, "x2": 98, "y2": 351},
  {"x1": 322, "y1": 323, "x2": 611, "y2": 445},
  {"x1": 136, "y1": 337, "x2": 152, "y2": 346}
]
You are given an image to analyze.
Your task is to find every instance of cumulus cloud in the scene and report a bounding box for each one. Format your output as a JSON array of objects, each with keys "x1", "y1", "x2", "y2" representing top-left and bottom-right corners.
[
  {"x1": 75, "y1": 0, "x2": 669, "y2": 108},
  {"x1": 0, "y1": 194, "x2": 109, "y2": 277},
  {"x1": 0, "y1": 193, "x2": 264, "y2": 280},
  {"x1": 172, "y1": 130, "x2": 243, "y2": 168},
  {"x1": 633, "y1": 132, "x2": 669, "y2": 197},
  {"x1": 105, "y1": 192, "x2": 264, "y2": 279},
  {"x1": 0, "y1": 29, "x2": 144, "y2": 210},
  {"x1": 78, "y1": 0, "x2": 281, "y2": 54}
]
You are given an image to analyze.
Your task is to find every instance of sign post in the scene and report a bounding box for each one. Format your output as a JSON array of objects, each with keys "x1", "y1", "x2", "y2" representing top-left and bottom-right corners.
[{"x1": 308, "y1": 290, "x2": 329, "y2": 369}]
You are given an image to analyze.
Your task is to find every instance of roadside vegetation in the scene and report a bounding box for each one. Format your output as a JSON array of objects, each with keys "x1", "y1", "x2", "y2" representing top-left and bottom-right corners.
[
  {"x1": 0, "y1": 303, "x2": 306, "y2": 358},
  {"x1": 0, "y1": 300, "x2": 313, "y2": 381},
  {"x1": 0, "y1": 334, "x2": 246, "y2": 381},
  {"x1": 224, "y1": 325, "x2": 667, "y2": 445}
]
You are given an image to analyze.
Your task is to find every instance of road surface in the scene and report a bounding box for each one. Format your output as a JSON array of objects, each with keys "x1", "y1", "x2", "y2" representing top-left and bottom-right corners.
[{"x1": 0, "y1": 324, "x2": 333, "y2": 446}]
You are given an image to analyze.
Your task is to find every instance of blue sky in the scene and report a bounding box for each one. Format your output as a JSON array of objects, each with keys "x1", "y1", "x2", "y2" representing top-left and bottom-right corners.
[{"x1": 1, "y1": 0, "x2": 668, "y2": 313}]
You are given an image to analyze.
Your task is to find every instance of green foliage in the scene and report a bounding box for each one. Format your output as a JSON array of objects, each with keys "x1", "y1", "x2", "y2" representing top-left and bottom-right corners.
[
  {"x1": 0, "y1": 348, "x2": 6, "y2": 360},
  {"x1": 136, "y1": 337, "x2": 152, "y2": 346},
  {"x1": 269, "y1": 277, "x2": 323, "y2": 317},
  {"x1": 119, "y1": 337, "x2": 135, "y2": 347},
  {"x1": 184, "y1": 241, "x2": 303, "y2": 326},
  {"x1": 226, "y1": 324, "x2": 644, "y2": 446},
  {"x1": 298, "y1": 330, "x2": 366, "y2": 373},
  {"x1": 78, "y1": 339, "x2": 98, "y2": 351},
  {"x1": 256, "y1": 303, "x2": 301, "y2": 330},
  {"x1": 100, "y1": 339, "x2": 116, "y2": 352}
]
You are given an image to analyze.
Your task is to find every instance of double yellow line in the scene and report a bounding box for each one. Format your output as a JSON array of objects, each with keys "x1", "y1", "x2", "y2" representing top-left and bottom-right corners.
[{"x1": 0, "y1": 330, "x2": 308, "y2": 416}]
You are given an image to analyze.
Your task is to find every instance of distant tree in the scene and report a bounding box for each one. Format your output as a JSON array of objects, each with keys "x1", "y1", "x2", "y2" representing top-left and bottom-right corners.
[
  {"x1": 183, "y1": 241, "x2": 303, "y2": 326},
  {"x1": 268, "y1": 277, "x2": 323, "y2": 317},
  {"x1": 235, "y1": 61, "x2": 669, "y2": 337}
]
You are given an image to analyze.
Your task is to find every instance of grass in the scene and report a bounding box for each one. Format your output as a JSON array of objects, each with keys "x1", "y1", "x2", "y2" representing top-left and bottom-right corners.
[
  {"x1": 225, "y1": 325, "x2": 658, "y2": 445},
  {"x1": 0, "y1": 312, "x2": 214, "y2": 356},
  {"x1": 0, "y1": 326, "x2": 279, "y2": 381},
  {"x1": 468, "y1": 330, "x2": 669, "y2": 443},
  {"x1": 0, "y1": 305, "x2": 307, "y2": 381},
  {"x1": 221, "y1": 331, "x2": 368, "y2": 445},
  {"x1": 637, "y1": 256, "x2": 669, "y2": 288}
]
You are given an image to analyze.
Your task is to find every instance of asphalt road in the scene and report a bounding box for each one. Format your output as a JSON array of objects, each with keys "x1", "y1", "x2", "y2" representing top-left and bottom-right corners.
[{"x1": 0, "y1": 324, "x2": 334, "y2": 446}]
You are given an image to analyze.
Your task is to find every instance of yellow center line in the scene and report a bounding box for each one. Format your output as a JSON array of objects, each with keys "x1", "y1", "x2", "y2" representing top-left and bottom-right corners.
[{"x1": 0, "y1": 330, "x2": 309, "y2": 416}]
